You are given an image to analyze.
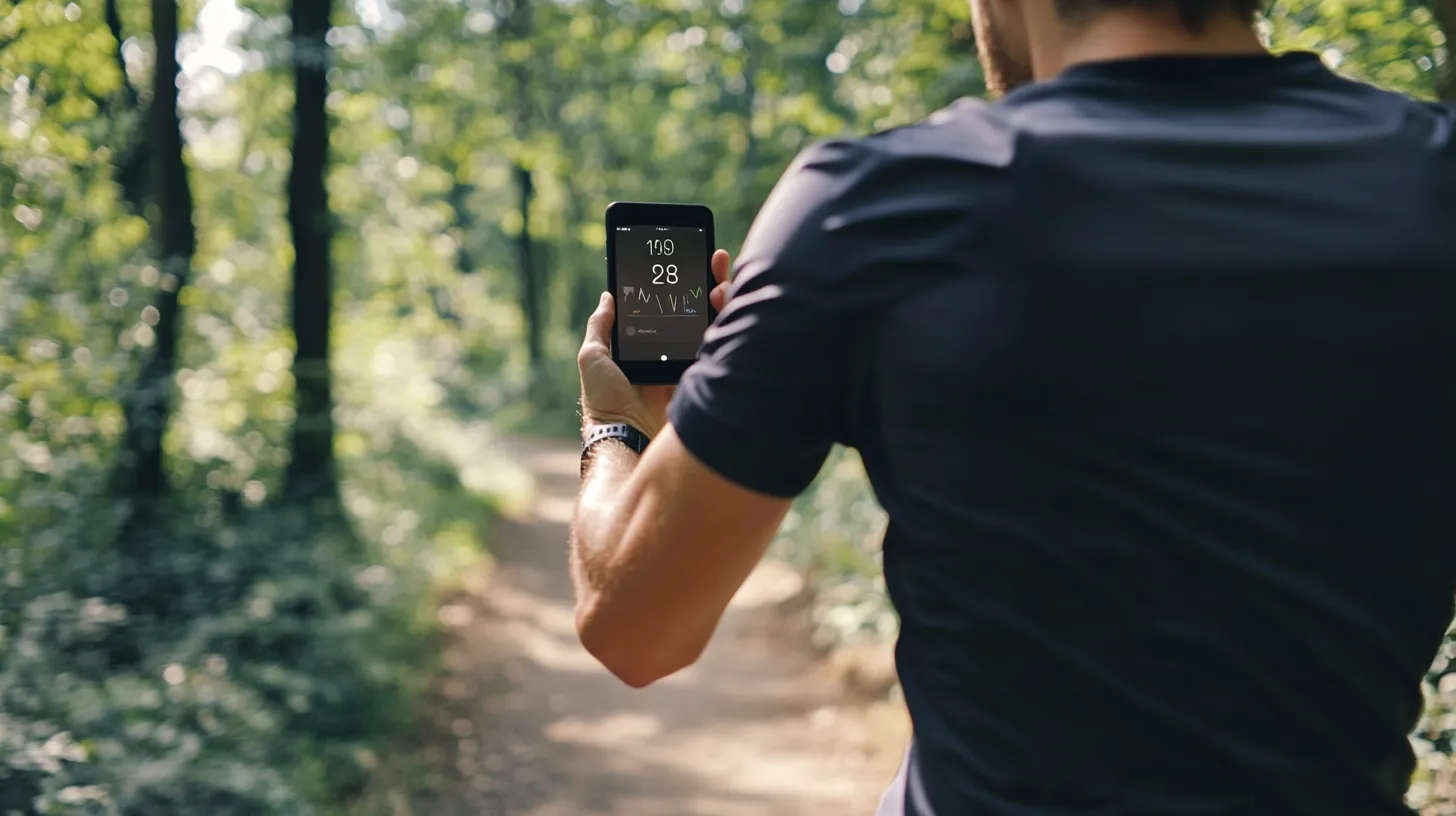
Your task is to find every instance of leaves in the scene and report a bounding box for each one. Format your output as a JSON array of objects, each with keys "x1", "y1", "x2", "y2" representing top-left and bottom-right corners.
[
  {"x1": 1, "y1": 0, "x2": 1449, "y2": 811},
  {"x1": 1268, "y1": 0, "x2": 1446, "y2": 97}
]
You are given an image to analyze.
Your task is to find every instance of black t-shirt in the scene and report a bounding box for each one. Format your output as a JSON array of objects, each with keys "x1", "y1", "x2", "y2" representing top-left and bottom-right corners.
[{"x1": 668, "y1": 52, "x2": 1456, "y2": 815}]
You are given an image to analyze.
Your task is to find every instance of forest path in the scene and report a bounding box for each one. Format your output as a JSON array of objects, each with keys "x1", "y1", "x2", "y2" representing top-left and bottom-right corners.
[{"x1": 422, "y1": 435, "x2": 910, "y2": 816}]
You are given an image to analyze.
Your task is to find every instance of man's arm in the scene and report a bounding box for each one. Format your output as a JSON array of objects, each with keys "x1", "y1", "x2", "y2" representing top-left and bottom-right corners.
[
  {"x1": 570, "y1": 427, "x2": 791, "y2": 688},
  {"x1": 570, "y1": 250, "x2": 793, "y2": 688},
  {"x1": 570, "y1": 141, "x2": 879, "y2": 687}
]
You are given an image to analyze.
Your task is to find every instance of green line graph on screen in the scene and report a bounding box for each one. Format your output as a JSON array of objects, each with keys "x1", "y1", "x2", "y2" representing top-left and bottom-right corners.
[{"x1": 623, "y1": 282, "x2": 704, "y2": 316}]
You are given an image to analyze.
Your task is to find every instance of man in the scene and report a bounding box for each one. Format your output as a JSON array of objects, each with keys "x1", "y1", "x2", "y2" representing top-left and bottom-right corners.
[{"x1": 569, "y1": 0, "x2": 1456, "y2": 810}]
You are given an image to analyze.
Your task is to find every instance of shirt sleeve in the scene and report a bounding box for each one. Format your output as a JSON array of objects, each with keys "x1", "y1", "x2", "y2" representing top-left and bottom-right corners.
[
  {"x1": 668, "y1": 113, "x2": 992, "y2": 498},
  {"x1": 668, "y1": 140, "x2": 876, "y2": 498}
]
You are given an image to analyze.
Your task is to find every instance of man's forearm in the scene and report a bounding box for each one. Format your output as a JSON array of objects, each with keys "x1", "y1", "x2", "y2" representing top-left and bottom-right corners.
[
  {"x1": 567, "y1": 422, "x2": 795, "y2": 687},
  {"x1": 569, "y1": 438, "x2": 641, "y2": 613},
  {"x1": 569, "y1": 429, "x2": 743, "y2": 686},
  {"x1": 570, "y1": 437, "x2": 705, "y2": 686}
]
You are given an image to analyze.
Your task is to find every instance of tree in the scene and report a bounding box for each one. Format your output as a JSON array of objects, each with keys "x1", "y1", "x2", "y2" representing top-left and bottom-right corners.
[
  {"x1": 284, "y1": 0, "x2": 340, "y2": 503},
  {"x1": 103, "y1": 0, "x2": 147, "y2": 210},
  {"x1": 113, "y1": 0, "x2": 195, "y2": 503},
  {"x1": 515, "y1": 161, "x2": 541, "y2": 373},
  {"x1": 501, "y1": 0, "x2": 546, "y2": 377},
  {"x1": 1436, "y1": 0, "x2": 1456, "y2": 99}
]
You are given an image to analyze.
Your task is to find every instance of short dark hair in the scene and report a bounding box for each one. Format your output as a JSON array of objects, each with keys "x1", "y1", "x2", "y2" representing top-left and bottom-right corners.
[{"x1": 1052, "y1": 0, "x2": 1264, "y2": 32}]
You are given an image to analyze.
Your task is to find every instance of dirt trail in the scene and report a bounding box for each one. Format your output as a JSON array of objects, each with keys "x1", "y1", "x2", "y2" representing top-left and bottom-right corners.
[{"x1": 424, "y1": 436, "x2": 911, "y2": 816}]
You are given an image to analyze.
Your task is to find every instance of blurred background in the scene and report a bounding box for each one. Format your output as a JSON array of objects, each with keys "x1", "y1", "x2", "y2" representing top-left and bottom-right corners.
[{"x1": 0, "y1": 0, "x2": 1452, "y2": 813}]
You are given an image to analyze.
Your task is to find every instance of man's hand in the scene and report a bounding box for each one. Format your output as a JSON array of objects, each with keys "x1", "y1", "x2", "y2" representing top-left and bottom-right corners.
[{"x1": 578, "y1": 249, "x2": 732, "y2": 439}]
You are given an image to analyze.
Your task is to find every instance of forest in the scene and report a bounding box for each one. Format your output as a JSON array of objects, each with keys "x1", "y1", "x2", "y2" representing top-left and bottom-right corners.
[{"x1": 0, "y1": 0, "x2": 1452, "y2": 812}]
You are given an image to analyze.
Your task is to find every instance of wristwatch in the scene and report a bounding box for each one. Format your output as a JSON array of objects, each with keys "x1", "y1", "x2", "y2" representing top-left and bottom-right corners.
[{"x1": 580, "y1": 423, "x2": 651, "y2": 476}]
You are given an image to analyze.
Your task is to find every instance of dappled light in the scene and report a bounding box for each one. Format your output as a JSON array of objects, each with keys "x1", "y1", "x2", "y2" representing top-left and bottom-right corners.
[{"x1": 1, "y1": 0, "x2": 1452, "y2": 812}]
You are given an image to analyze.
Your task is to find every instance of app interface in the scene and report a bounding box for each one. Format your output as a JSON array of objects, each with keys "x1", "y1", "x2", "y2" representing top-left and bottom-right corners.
[{"x1": 614, "y1": 225, "x2": 710, "y2": 362}]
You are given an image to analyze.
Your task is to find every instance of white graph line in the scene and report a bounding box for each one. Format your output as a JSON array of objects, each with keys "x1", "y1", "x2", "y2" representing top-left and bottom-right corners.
[{"x1": 632, "y1": 287, "x2": 701, "y2": 314}]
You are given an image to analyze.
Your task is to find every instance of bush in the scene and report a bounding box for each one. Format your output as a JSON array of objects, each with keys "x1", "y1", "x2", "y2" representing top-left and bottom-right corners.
[
  {"x1": 0, "y1": 434, "x2": 504, "y2": 814},
  {"x1": 773, "y1": 447, "x2": 896, "y2": 647}
]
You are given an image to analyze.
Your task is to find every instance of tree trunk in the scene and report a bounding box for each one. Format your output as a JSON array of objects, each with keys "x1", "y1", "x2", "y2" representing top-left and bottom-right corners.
[
  {"x1": 561, "y1": 173, "x2": 601, "y2": 331},
  {"x1": 1437, "y1": 0, "x2": 1456, "y2": 100},
  {"x1": 515, "y1": 162, "x2": 543, "y2": 371},
  {"x1": 502, "y1": 0, "x2": 543, "y2": 377},
  {"x1": 106, "y1": 0, "x2": 148, "y2": 210},
  {"x1": 113, "y1": 0, "x2": 194, "y2": 500},
  {"x1": 448, "y1": 179, "x2": 478, "y2": 275},
  {"x1": 283, "y1": 0, "x2": 338, "y2": 502},
  {"x1": 104, "y1": 0, "x2": 139, "y2": 111}
]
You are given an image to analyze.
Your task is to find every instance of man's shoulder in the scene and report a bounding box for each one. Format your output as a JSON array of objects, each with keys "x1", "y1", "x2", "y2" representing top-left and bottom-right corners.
[
  {"x1": 769, "y1": 98, "x2": 1017, "y2": 239},
  {"x1": 1415, "y1": 98, "x2": 1456, "y2": 151},
  {"x1": 796, "y1": 97, "x2": 1018, "y2": 176},
  {"x1": 1318, "y1": 68, "x2": 1456, "y2": 145},
  {"x1": 738, "y1": 100, "x2": 1013, "y2": 302}
]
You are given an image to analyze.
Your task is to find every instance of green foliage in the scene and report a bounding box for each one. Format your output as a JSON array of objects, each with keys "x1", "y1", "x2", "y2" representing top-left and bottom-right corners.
[
  {"x1": 773, "y1": 448, "x2": 894, "y2": 647},
  {"x1": 0, "y1": 427, "x2": 509, "y2": 814},
  {"x1": 1266, "y1": 0, "x2": 1447, "y2": 97},
  {"x1": 2, "y1": 3, "x2": 524, "y2": 810},
  {"x1": 1, "y1": 0, "x2": 1451, "y2": 811},
  {"x1": 3, "y1": 527, "x2": 366, "y2": 816}
]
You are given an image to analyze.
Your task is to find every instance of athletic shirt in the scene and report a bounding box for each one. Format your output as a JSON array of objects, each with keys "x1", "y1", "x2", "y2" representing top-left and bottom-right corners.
[{"x1": 669, "y1": 51, "x2": 1456, "y2": 814}]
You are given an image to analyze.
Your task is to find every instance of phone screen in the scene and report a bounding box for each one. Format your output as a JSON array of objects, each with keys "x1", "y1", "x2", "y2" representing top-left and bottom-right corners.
[{"x1": 613, "y1": 225, "x2": 711, "y2": 362}]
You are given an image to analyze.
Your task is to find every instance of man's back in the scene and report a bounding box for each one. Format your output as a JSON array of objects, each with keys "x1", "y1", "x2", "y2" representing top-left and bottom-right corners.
[
  {"x1": 674, "y1": 51, "x2": 1456, "y2": 815},
  {"x1": 855, "y1": 52, "x2": 1456, "y2": 815}
]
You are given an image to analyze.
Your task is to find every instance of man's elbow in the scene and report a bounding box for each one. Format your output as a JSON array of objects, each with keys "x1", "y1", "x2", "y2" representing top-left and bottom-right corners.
[
  {"x1": 575, "y1": 607, "x2": 701, "y2": 689},
  {"x1": 594, "y1": 651, "x2": 669, "y2": 689}
]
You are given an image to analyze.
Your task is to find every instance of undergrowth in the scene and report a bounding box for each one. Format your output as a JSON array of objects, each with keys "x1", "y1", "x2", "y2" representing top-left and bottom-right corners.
[{"x1": 0, "y1": 429, "x2": 520, "y2": 815}]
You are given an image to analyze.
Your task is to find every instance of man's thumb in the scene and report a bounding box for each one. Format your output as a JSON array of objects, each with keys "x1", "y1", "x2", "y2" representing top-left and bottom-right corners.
[{"x1": 584, "y1": 291, "x2": 614, "y2": 349}]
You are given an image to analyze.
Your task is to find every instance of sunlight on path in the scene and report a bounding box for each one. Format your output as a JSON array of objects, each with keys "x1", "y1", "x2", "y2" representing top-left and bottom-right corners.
[{"x1": 431, "y1": 437, "x2": 910, "y2": 816}]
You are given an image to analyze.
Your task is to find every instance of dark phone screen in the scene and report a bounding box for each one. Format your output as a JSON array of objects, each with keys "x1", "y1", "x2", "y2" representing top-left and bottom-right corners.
[{"x1": 613, "y1": 225, "x2": 711, "y2": 362}]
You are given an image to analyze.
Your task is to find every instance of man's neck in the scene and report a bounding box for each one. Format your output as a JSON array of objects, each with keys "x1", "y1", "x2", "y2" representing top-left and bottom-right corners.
[{"x1": 1030, "y1": 9, "x2": 1268, "y2": 82}]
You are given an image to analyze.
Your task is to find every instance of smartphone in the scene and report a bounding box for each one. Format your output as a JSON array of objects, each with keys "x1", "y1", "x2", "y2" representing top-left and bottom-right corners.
[{"x1": 606, "y1": 201, "x2": 717, "y2": 384}]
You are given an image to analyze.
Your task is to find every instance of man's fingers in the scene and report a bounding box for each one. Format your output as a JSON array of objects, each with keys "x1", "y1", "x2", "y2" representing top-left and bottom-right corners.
[
  {"x1": 709, "y1": 250, "x2": 732, "y2": 312},
  {"x1": 710, "y1": 282, "x2": 729, "y2": 312},
  {"x1": 711, "y1": 249, "x2": 730, "y2": 285},
  {"x1": 582, "y1": 292, "x2": 614, "y2": 355}
]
